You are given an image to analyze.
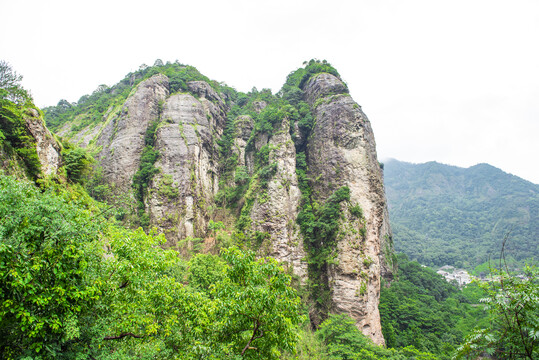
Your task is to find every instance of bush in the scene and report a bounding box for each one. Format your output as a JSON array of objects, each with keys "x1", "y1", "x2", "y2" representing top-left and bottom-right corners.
[{"x1": 62, "y1": 145, "x2": 93, "y2": 183}]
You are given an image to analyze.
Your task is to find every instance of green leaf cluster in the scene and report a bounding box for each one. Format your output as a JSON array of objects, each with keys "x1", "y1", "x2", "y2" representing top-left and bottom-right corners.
[
  {"x1": 283, "y1": 313, "x2": 439, "y2": 360},
  {"x1": 283, "y1": 59, "x2": 343, "y2": 90},
  {"x1": 61, "y1": 142, "x2": 93, "y2": 183},
  {"x1": 132, "y1": 121, "x2": 161, "y2": 228},
  {"x1": 0, "y1": 174, "x2": 303, "y2": 359},
  {"x1": 455, "y1": 263, "x2": 538, "y2": 359},
  {"x1": 296, "y1": 186, "x2": 351, "y2": 320}
]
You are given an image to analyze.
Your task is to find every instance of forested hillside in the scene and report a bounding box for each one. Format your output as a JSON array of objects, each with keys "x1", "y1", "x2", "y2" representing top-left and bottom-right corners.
[
  {"x1": 384, "y1": 159, "x2": 538, "y2": 269},
  {"x1": 379, "y1": 255, "x2": 489, "y2": 359}
]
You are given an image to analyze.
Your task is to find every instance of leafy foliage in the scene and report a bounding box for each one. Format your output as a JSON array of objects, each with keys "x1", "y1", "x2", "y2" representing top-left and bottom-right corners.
[
  {"x1": 187, "y1": 253, "x2": 226, "y2": 291},
  {"x1": 282, "y1": 59, "x2": 343, "y2": 90},
  {"x1": 316, "y1": 313, "x2": 438, "y2": 360},
  {"x1": 297, "y1": 186, "x2": 351, "y2": 322},
  {"x1": 0, "y1": 174, "x2": 304, "y2": 359},
  {"x1": 211, "y1": 247, "x2": 304, "y2": 359},
  {"x1": 132, "y1": 127, "x2": 160, "y2": 228},
  {"x1": 61, "y1": 142, "x2": 93, "y2": 183},
  {"x1": 0, "y1": 60, "x2": 30, "y2": 104},
  {"x1": 455, "y1": 260, "x2": 538, "y2": 360},
  {"x1": 0, "y1": 174, "x2": 103, "y2": 356}
]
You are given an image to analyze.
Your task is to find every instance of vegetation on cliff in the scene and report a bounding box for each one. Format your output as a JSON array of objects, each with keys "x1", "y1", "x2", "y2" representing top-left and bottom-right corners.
[
  {"x1": 0, "y1": 61, "x2": 42, "y2": 180},
  {"x1": 43, "y1": 60, "x2": 237, "y2": 135}
]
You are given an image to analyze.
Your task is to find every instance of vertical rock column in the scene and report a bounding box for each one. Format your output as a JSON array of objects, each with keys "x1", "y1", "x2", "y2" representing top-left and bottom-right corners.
[
  {"x1": 95, "y1": 74, "x2": 169, "y2": 192},
  {"x1": 147, "y1": 82, "x2": 227, "y2": 247},
  {"x1": 304, "y1": 73, "x2": 393, "y2": 345},
  {"x1": 247, "y1": 117, "x2": 308, "y2": 282},
  {"x1": 24, "y1": 108, "x2": 61, "y2": 176}
]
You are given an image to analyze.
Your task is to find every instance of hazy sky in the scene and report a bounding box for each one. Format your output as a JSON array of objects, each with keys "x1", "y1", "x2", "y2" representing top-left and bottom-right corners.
[{"x1": 2, "y1": 0, "x2": 538, "y2": 183}]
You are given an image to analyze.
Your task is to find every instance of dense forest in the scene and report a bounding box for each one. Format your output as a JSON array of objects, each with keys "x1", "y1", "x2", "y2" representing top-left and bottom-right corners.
[
  {"x1": 384, "y1": 159, "x2": 539, "y2": 270},
  {"x1": 1, "y1": 60, "x2": 538, "y2": 359}
]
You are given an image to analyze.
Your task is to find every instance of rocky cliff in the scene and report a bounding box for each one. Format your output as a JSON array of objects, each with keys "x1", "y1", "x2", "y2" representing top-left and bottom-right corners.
[
  {"x1": 303, "y1": 73, "x2": 393, "y2": 344},
  {"x1": 0, "y1": 105, "x2": 61, "y2": 180},
  {"x1": 95, "y1": 74, "x2": 170, "y2": 193},
  {"x1": 42, "y1": 60, "x2": 395, "y2": 344}
]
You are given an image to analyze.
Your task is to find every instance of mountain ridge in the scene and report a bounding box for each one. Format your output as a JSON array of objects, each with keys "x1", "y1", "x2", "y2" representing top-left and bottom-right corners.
[
  {"x1": 37, "y1": 59, "x2": 395, "y2": 344},
  {"x1": 384, "y1": 158, "x2": 538, "y2": 269}
]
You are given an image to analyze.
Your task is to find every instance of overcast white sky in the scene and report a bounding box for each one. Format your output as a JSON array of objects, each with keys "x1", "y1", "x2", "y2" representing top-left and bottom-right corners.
[{"x1": 2, "y1": 0, "x2": 538, "y2": 183}]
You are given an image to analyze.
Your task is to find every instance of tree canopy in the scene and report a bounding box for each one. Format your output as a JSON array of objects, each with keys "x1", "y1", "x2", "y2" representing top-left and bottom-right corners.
[{"x1": 0, "y1": 174, "x2": 303, "y2": 359}]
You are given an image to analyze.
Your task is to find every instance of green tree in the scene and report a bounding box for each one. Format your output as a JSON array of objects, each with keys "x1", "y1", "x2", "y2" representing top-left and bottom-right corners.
[
  {"x1": 188, "y1": 252, "x2": 226, "y2": 291},
  {"x1": 0, "y1": 174, "x2": 103, "y2": 357},
  {"x1": 455, "y1": 263, "x2": 538, "y2": 359},
  {"x1": 0, "y1": 174, "x2": 304, "y2": 358},
  {"x1": 0, "y1": 60, "x2": 30, "y2": 104},
  {"x1": 379, "y1": 254, "x2": 490, "y2": 358},
  {"x1": 0, "y1": 62, "x2": 42, "y2": 180},
  {"x1": 61, "y1": 143, "x2": 93, "y2": 183},
  {"x1": 317, "y1": 313, "x2": 438, "y2": 360},
  {"x1": 317, "y1": 314, "x2": 373, "y2": 359},
  {"x1": 211, "y1": 247, "x2": 304, "y2": 359}
]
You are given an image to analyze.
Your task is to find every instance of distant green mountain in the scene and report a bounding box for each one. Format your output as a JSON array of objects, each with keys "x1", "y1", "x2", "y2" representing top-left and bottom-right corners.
[{"x1": 384, "y1": 159, "x2": 538, "y2": 269}]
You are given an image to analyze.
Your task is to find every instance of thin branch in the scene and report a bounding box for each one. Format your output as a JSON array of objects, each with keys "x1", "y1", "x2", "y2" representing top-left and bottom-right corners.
[
  {"x1": 241, "y1": 320, "x2": 264, "y2": 355},
  {"x1": 103, "y1": 332, "x2": 143, "y2": 341}
]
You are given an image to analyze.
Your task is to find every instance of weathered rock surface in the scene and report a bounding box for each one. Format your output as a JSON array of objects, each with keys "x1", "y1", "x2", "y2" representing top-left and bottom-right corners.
[
  {"x1": 231, "y1": 115, "x2": 254, "y2": 174},
  {"x1": 55, "y1": 117, "x2": 102, "y2": 148},
  {"x1": 146, "y1": 85, "x2": 228, "y2": 246},
  {"x1": 252, "y1": 101, "x2": 267, "y2": 113},
  {"x1": 303, "y1": 72, "x2": 348, "y2": 105},
  {"x1": 303, "y1": 73, "x2": 393, "y2": 345},
  {"x1": 247, "y1": 117, "x2": 308, "y2": 282},
  {"x1": 95, "y1": 74, "x2": 169, "y2": 192},
  {"x1": 24, "y1": 109, "x2": 61, "y2": 176}
]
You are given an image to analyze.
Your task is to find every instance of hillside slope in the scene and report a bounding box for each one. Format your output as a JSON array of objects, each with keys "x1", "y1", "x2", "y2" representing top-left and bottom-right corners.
[{"x1": 384, "y1": 159, "x2": 538, "y2": 268}]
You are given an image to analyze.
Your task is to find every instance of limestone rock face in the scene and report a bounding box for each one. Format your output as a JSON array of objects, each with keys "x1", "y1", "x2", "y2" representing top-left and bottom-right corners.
[
  {"x1": 247, "y1": 117, "x2": 308, "y2": 282},
  {"x1": 45, "y1": 66, "x2": 393, "y2": 346},
  {"x1": 24, "y1": 109, "x2": 61, "y2": 176},
  {"x1": 231, "y1": 115, "x2": 254, "y2": 175},
  {"x1": 146, "y1": 89, "x2": 226, "y2": 245},
  {"x1": 187, "y1": 81, "x2": 228, "y2": 132},
  {"x1": 55, "y1": 120, "x2": 101, "y2": 148},
  {"x1": 303, "y1": 73, "x2": 393, "y2": 345},
  {"x1": 95, "y1": 74, "x2": 169, "y2": 192},
  {"x1": 252, "y1": 101, "x2": 267, "y2": 113},
  {"x1": 303, "y1": 73, "x2": 348, "y2": 105}
]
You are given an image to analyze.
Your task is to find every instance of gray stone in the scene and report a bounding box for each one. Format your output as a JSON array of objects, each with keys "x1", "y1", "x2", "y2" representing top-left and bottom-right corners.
[
  {"x1": 24, "y1": 109, "x2": 61, "y2": 176},
  {"x1": 248, "y1": 116, "x2": 308, "y2": 283},
  {"x1": 95, "y1": 74, "x2": 169, "y2": 192},
  {"x1": 303, "y1": 72, "x2": 393, "y2": 345}
]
